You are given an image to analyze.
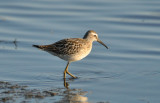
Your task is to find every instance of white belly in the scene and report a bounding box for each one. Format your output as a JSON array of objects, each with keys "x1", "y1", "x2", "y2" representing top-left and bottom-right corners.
[{"x1": 57, "y1": 46, "x2": 92, "y2": 62}]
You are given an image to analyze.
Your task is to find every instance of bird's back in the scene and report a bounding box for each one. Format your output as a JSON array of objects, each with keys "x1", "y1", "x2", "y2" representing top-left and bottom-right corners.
[
  {"x1": 33, "y1": 38, "x2": 92, "y2": 55},
  {"x1": 50, "y1": 38, "x2": 86, "y2": 55}
]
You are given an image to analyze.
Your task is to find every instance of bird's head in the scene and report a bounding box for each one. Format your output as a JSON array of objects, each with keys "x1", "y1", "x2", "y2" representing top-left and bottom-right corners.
[{"x1": 83, "y1": 30, "x2": 109, "y2": 49}]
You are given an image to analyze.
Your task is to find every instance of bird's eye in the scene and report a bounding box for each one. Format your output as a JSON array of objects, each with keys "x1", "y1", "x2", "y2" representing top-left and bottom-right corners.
[{"x1": 94, "y1": 35, "x2": 97, "y2": 38}]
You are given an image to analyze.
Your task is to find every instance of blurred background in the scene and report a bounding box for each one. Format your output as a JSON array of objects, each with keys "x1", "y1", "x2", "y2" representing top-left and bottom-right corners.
[{"x1": 0, "y1": 0, "x2": 160, "y2": 103}]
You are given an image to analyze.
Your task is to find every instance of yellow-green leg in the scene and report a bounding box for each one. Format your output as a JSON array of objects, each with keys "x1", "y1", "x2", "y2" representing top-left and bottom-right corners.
[
  {"x1": 64, "y1": 62, "x2": 77, "y2": 79},
  {"x1": 63, "y1": 78, "x2": 69, "y2": 89}
]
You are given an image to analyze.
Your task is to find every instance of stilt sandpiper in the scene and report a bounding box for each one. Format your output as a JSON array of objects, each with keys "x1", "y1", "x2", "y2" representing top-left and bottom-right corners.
[{"x1": 33, "y1": 30, "x2": 108, "y2": 79}]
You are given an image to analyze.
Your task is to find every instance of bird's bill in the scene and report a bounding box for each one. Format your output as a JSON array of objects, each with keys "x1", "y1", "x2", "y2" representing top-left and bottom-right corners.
[{"x1": 97, "y1": 39, "x2": 109, "y2": 49}]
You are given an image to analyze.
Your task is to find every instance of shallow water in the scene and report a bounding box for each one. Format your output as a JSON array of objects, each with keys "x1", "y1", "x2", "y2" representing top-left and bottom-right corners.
[{"x1": 0, "y1": 0, "x2": 160, "y2": 103}]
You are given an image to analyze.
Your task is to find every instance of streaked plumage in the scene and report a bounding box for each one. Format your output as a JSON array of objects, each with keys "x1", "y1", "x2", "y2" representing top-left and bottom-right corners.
[{"x1": 33, "y1": 30, "x2": 108, "y2": 79}]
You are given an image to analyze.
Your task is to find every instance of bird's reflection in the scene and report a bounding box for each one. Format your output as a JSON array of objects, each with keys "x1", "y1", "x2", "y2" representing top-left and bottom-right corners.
[{"x1": 57, "y1": 78, "x2": 88, "y2": 103}]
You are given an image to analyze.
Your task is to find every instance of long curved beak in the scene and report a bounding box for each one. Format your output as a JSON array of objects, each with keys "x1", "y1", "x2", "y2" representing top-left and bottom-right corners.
[{"x1": 97, "y1": 39, "x2": 109, "y2": 49}]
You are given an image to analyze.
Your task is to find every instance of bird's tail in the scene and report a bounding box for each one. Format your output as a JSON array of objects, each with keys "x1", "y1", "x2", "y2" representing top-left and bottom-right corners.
[
  {"x1": 32, "y1": 45, "x2": 45, "y2": 49},
  {"x1": 33, "y1": 44, "x2": 53, "y2": 51}
]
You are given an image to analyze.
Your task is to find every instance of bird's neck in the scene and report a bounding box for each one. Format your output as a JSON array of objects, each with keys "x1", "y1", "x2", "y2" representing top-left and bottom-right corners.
[{"x1": 84, "y1": 38, "x2": 95, "y2": 43}]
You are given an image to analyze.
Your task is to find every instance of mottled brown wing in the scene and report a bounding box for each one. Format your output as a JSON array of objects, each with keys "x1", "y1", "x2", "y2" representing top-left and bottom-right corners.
[{"x1": 51, "y1": 38, "x2": 83, "y2": 55}]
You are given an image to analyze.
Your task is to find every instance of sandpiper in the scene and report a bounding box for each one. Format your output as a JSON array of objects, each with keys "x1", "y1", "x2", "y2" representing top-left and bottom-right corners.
[{"x1": 33, "y1": 30, "x2": 108, "y2": 79}]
